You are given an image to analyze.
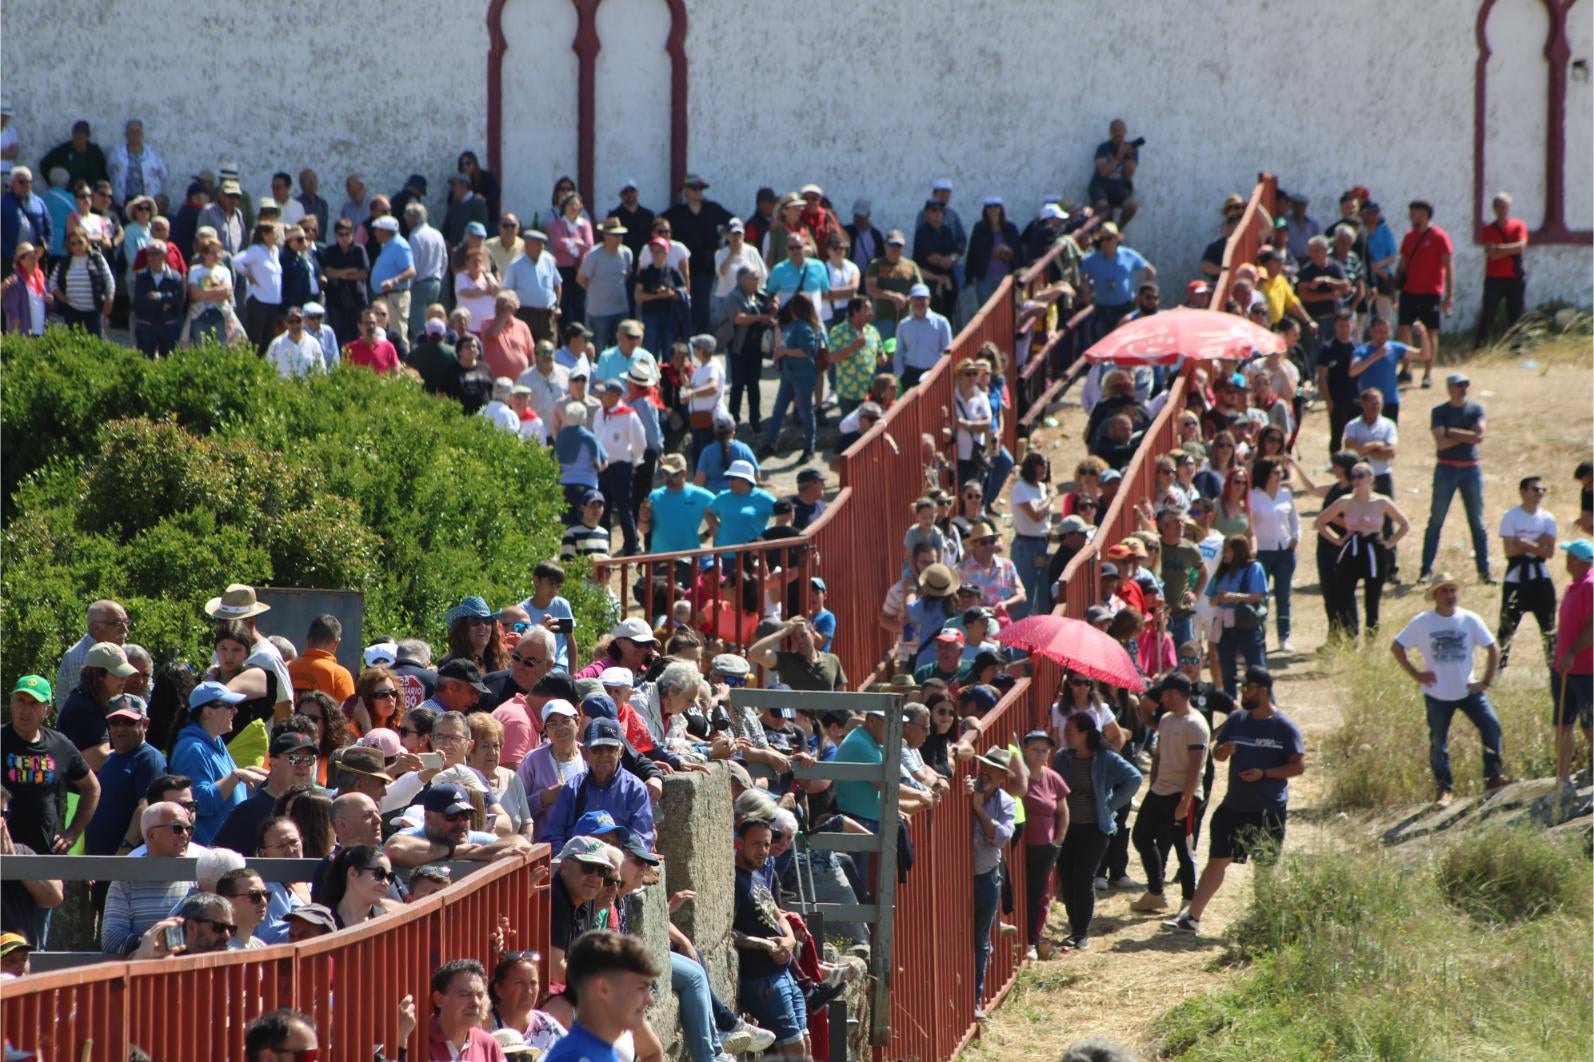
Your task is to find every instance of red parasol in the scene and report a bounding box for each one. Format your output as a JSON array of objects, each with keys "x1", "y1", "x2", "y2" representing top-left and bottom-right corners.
[
  {"x1": 996, "y1": 613, "x2": 1144, "y2": 691},
  {"x1": 1082, "y1": 306, "x2": 1284, "y2": 366}
]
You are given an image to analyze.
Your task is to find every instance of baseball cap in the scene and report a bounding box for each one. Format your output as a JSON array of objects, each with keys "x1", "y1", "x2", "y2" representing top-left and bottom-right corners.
[
  {"x1": 579, "y1": 693, "x2": 617, "y2": 720},
  {"x1": 10, "y1": 675, "x2": 51, "y2": 703},
  {"x1": 406, "y1": 174, "x2": 429, "y2": 192},
  {"x1": 105, "y1": 694, "x2": 150, "y2": 722},
  {"x1": 358, "y1": 728, "x2": 404, "y2": 758},
  {"x1": 958, "y1": 684, "x2": 999, "y2": 713},
  {"x1": 599, "y1": 666, "x2": 634, "y2": 688},
  {"x1": 811, "y1": 577, "x2": 828, "y2": 593},
  {"x1": 962, "y1": 607, "x2": 995, "y2": 626},
  {"x1": 932, "y1": 178, "x2": 954, "y2": 192},
  {"x1": 1186, "y1": 279, "x2": 1211, "y2": 296},
  {"x1": 796, "y1": 468, "x2": 825, "y2": 485},
  {"x1": 1445, "y1": 372, "x2": 1470, "y2": 387},
  {"x1": 610, "y1": 617, "x2": 657, "y2": 643},
  {"x1": 189, "y1": 680, "x2": 247, "y2": 710},
  {"x1": 726, "y1": 459, "x2": 758, "y2": 483},
  {"x1": 1023, "y1": 728, "x2": 1056, "y2": 747},
  {"x1": 908, "y1": 283, "x2": 931, "y2": 298},
  {"x1": 1039, "y1": 203, "x2": 1067, "y2": 221},
  {"x1": 1561, "y1": 540, "x2": 1594, "y2": 562},
  {"x1": 581, "y1": 488, "x2": 604, "y2": 506},
  {"x1": 424, "y1": 783, "x2": 475, "y2": 816},
  {"x1": 269, "y1": 731, "x2": 316, "y2": 758},
  {"x1": 934, "y1": 629, "x2": 966, "y2": 646},
  {"x1": 302, "y1": 301, "x2": 325, "y2": 317},
  {"x1": 1056, "y1": 514, "x2": 1092, "y2": 536},
  {"x1": 436, "y1": 658, "x2": 491, "y2": 693},
  {"x1": 711, "y1": 653, "x2": 751, "y2": 677},
  {"x1": 572, "y1": 810, "x2": 621, "y2": 836},
  {"x1": 522, "y1": 229, "x2": 548, "y2": 242},
  {"x1": 851, "y1": 198, "x2": 872, "y2": 216},
  {"x1": 612, "y1": 826, "x2": 661, "y2": 865},
  {"x1": 582, "y1": 717, "x2": 625, "y2": 748},
  {"x1": 1099, "y1": 562, "x2": 1120, "y2": 578},
  {"x1": 0, "y1": 932, "x2": 32, "y2": 956},
  {"x1": 284, "y1": 903, "x2": 338, "y2": 932},
  {"x1": 85, "y1": 641, "x2": 137, "y2": 677},
  {"x1": 558, "y1": 835, "x2": 619, "y2": 869},
  {"x1": 1100, "y1": 468, "x2": 1122, "y2": 483},
  {"x1": 372, "y1": 216, "x2": 399, "y2": 232},
  {"x1": 364, "y1": 640, "x2": 399, "y2": 667},
  {"x1": 884, "y1": 229, "x2": 907, "y2": 246},
  {"x1": 540, "y1": 698, "x2": 579, "y2": 724}
]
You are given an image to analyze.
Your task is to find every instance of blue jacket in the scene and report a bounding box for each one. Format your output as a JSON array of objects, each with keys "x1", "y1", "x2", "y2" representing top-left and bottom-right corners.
[
  {"x1": 132, "y1": 268, "x2": 187, "y2": 327},
  {"x1": 541, "y1": 766, "x2": 654, "y2": 853},
  {"x1": 1, "y1": 189, "x2": 51, "y2": 260},
  {"x1": 170, "y1": 722, "x2": 245, "y2": 845},
  {"x1": 1052, "y1": 747, "x2": 1142, "y2": 834}
]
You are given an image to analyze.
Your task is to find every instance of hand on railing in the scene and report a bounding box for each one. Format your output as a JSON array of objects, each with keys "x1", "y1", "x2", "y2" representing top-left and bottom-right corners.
[
  {"x1": 397, "y1": 994, "x2": 417, "y2": 1046},
  {"x1": 668, "y1": 889, "x2": 696, "y2": 913},
  {"x1": 490, "y1": 913, "x2": 514, "y2": 956}
]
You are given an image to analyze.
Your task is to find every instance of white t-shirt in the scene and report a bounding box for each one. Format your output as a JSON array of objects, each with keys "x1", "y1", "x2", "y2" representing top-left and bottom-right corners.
[
  {"x1": 1010, "y1": 479, "x2": 1052, "y2": 538},
  {"x1": 454, "y1": 270, "x2": 500, "y2": 333},
  {"x1": 1498, "y1": 506, "x2": 1556, "y2": 584},
  {"x1": 1394, "y1": 607, "x2": 1496, "y2": 702},
  {"x1": 954, "y1": 389, "x2": 992, "y2": 461},
  {"x1": 713, "y1": 244, "x2": 767, "y2": 298},
  {"x1": 266, "y1": 332, "x2": 326, "y2": 379},
  {"x1": 822, "y1": 258, "x2": 861, "y2": 322},
  {"x1": 1342, "y1": 415, "x2": 1398, "y2": 477},
  {"x1": 480, "y1": 400, "x2": 520, "y2": 433},
  {"x1": 189, "y1": 264, "x2": 234, "y2": 308},
  {"x1": 688, "y1": 359, "x2": 725, "y2": 413}
]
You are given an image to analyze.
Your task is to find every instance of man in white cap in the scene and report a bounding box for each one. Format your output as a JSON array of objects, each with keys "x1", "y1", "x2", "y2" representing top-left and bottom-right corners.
[
  {"x1": 1419, "y1": 372, "x2": 1492, "y2": 585},
  {"x1": 479, "y1": 377, "x2": 520, "y2": 433},
  {"x1": 299, "y1": 301, "x2": 339, "y2": 367},
  {"x1": 594, "y1": 379, "x2": 648, "y2": 555},
  {"x1": 368, "y1": 215, "x2": 415, "y2": 347},
  {"x1": 706, "y1": 460, "x2": 776, "y2": 548},
  {"x1": 505, "y1": 228, "x2": 562, "y2": 341},
  {"x1": 892, "y1": 282, "x2": 953, "y2": 388},
  {"x1": 844, "y1": 199, "x2": 884, "y2": 274},
  {"x1": 913, "y1": 196, "x2": 962, "y2": 324}
]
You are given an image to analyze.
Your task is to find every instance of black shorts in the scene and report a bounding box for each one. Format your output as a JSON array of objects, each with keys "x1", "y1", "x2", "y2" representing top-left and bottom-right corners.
[
  {"x1": 1398, "y1": 293, "x2": 1442, "y2": 330},
  {"x1": 1553, "y1": 671, "x2": 1594, "y2": 729},
  {"x1": 1208, "y1": 805, "x2": 1287, "y2": 864},
  {"x1": 1089, "y1": 177, "x2": 1134, "y2": 207}
]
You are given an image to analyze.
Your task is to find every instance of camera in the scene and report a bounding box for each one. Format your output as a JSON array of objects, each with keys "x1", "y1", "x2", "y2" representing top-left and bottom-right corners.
[
  {"x1": 710, "y1": 705, "x2": 733, "y2": 732},
  {"x1": 1130, "y1": 136, "x2": 1147, "y2": 149}
]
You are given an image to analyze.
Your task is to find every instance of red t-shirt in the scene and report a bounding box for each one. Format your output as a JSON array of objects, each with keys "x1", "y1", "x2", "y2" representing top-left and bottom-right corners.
[
  {"x1": 1556, "y1": 569, "x2": 1593, "y2": 674},
  {"x1": 1398, "y1": 224, "x2": 1453, "y2": 295},
  {"x1": 345, "y1": 337, "x2": 400, "y2": 373},
  {"x1": 1482, "y1": 218, "x2": 1527, "y2": 280}
]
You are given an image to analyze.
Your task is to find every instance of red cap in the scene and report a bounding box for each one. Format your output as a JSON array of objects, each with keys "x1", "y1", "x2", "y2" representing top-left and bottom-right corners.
[
  {"x1": 934, "y1": 629, "x2": 966, "y2": 646},
  {"x1": 648, "y1": 238, "x2": 669, "y2": 252},
  {"x1": 1186, "y1": 279, "x2": 1211, "y2": 295}
]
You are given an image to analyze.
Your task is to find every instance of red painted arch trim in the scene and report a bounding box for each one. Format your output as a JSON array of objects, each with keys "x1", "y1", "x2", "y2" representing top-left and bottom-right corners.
[
  {"x1": 484, "y1": 0, "x2": 690, "y2": 211},
  {"x1": 1474, "y1": 0, "x2": 1591, "y2": 245}
]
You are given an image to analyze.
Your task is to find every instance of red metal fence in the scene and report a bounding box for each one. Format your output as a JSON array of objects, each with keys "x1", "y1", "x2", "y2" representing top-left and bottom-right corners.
[{"x1": 0, "y1": 848, "x2": 551, "y2": 1062}]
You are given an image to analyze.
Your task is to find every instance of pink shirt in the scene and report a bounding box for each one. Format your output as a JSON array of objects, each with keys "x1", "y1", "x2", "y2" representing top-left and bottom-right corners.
[
  {"x1": 492, "y1": 696, "x2": 542, "y2": 768},
  {"x1": 1557, "y1": 569, "x2": 1594, "y2": 674},
  {"x1": 427, "y1": 1020, "x2": 506, "y2": 1061},
  {"x1": 548, "y1": 216, "x2": 595, "y2": 269},
  {"x1": 344, "y1": 337, "x2": 399, "y2": 373},
  {"x1": 1022, "y1": 766, "x2": 1071, "y2": 845}
]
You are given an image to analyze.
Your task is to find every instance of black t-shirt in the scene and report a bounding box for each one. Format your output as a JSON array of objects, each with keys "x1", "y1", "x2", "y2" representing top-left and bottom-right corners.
[
  {"x1": 1317, "y1": 338, "x2": 1360, "y2": 410},
  {"x1": 209, "y1": 786, "x2": 279, "y2": 855},
  {"x1": 792, "y1": 497, "x2": 826, "y2": 531},
  {"x1": 450, "y1": 363, "x2": 495, "y2": 414},
  {"x1": 55, "y1": 688, "x2": 107, "y2": 753},
  {"x1": 1200, "y1": 236, "x2": 1227, "y2": 271},
  {"x1": 407, "y1": 338, "x2": 458, "y2": 395},
  {"x1": 734, "y1": 865, "x2": 787, "y2": 978},
  {"x1": 318, "y1": 242, "x2": 371, "y2": 312},
  {"x1": 550, "y1": 872, "x2": 595, "y2": 952},
  {"x1": 637, "y1": 264, "x2": 686, "y2": 308},
  {"x1": 662, "y1": 200, "x2": 734, "y2": 264},
  {"x1": 2, "y1": 841, "x2": 46, "y2": 946},
  {"x1": 1296, "y1": 261, "x2": 1347, "y2": 315},
  {"x1": 1, "y1": 725, "x2": 90, "y2": 855}
]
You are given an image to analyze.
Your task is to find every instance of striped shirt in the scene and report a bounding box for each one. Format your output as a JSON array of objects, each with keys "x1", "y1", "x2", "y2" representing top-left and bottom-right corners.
[
  {"x1": 63, "y1": 257, "x2": 98, "y2": 311},
  {"x1": 55, "y1": 633, "x2": 96, "y2": 704},
  {"x1": 100, "y1": 846, "x2": 206, "y2": 954},
  {"x1": 561, "y1": 523, "x2": 611, "y2": 560}
]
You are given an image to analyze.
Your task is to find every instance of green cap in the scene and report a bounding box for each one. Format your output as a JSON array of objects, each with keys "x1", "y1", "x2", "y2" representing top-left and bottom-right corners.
[
  {"x1": 11, "y1": 675, "x2": 52, "y2": 703},
  {"x1": 883, "y1": 338, "x2": 897, "y2": 355}
]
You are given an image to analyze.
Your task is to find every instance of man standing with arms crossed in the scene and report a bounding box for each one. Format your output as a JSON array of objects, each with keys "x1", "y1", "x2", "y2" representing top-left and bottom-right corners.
[
  {"x1": 1552, "y1": 540, "x2": 1593, "y2": 798},
  {"x1": 1496, "y1": 475, "x2": 1558, "y2": 669},
  {"x1": 1419, "y1": 373, "x2": 1492, "y2": 585},
  {"x1": 1391, "y1": 574, "x2": 1510, "y2": 806}
]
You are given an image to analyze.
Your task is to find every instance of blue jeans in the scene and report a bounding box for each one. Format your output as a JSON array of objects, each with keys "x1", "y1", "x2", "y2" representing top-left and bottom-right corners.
[
  {"x1": 1425, "y1": 692, "x2": 1504, "y2": 790},
  {"x1": 409, "y1": 276, "x2": 442, "y2": 339},
  {"x1": 1255, "y1": 547, "x2": 1297, "y2": 643},
  {"x1": 1217, "y1": 626, "x2": 1266, "y2": 695},
  {"x1": 984, "y1": 445, "x2": 1015, "y2": 504},
  {"x1": 765, "y1": 372, "x2": 816, "y2": 453},
  {"x1": 191, "y1": 307, "x2": 226, "y2": 345},
  {"x1": 588, "y1": 312, "x2": 624, "y2": 350},
  {"x1": 973, "y1": 866, "x2": 1002, "y2": 1000},
  {"x1": 672, "y1": 952, "x2": 723, "y2": 1062},
  {"x1": 1421, "y1": 463, "x2": 1490, "y2": 577},
  {"x1": 739, "y1": 969, "x2": 807, "y2": 1047},
  {"x1": 1010, "y1": 534, "x2": 1051, "y2": 619},
  {"x1": 1167, "y1": 613, "x2": 1195, "y2": 651},
  {"x1": 642, "y1": 311, "x2": 676, "y2": 360}
]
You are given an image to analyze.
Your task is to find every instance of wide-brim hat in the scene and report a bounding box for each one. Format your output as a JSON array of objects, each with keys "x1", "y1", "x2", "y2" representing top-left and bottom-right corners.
[
  {"x1": 977, "y1": 746, "x2": 1014, "y2": 773},
  {"x1": 1425, "y1": 572, "x2": 1461, "y2": 599},
  {"x1": 918, "y1": 563, "x2": 956, "y2": 596},
  {"x1": 205, "y1": 583, "x2": 271, "y2": 619}
]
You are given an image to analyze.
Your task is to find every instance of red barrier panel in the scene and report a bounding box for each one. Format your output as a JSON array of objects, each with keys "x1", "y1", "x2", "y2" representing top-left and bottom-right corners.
[{"x1": 0, "y1": 848, "x2": 552, "y2": 1062}]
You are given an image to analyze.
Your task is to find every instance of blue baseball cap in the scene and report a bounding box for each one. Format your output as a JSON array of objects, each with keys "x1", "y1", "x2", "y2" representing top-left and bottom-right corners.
[
  {"x1": 572, "y1": 810, "x2": 621, "y2": 836},
  {"x1": 581, "y1": 693, "x2": 618, "y2": 720},
  {"x1": 423, "y1": 783, "x2": 474, "y2": 816},
  {"x1": 1562, "y1": 539, "x2": 1594, "y2": 562},
  {"x1": 465, "y1": 221, "x2": 487, "y2": 238},
  {"x1": 582, "y1": 718, "x2": 625, "y2": 749},
  {"x1": 188, "y1": 680, "x2": 247, "y2": 710}
]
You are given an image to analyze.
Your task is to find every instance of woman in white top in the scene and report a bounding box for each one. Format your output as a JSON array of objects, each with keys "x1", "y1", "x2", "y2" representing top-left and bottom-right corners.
[
  {"x1": 455, "y1": 247, "x2": 501, "y2": 332},
  {"x1": 186, "y1": 237, "x2": 239, "y2": 346},
  {"x1": 682, "y1": 335, "x2": 725, "y2": 462},
  {"x1": 712, "y1": 218, "x2": 766, "y2": 322},
  {"x1": 953, "y1": 359, "x2": 993, "y2": 490},
  {"x1": 232, "y1": 221, "x2": 283, "y2": 354},
  {"x1": 1247, "y1": 457, "x2": 1301, "y2": 652},
  {"x1": 821, "y1": 234, "x2": 860, "y2": 325},
  {"x1": 1010, "y1": 451, "x2": 1056, "y2": 617}
]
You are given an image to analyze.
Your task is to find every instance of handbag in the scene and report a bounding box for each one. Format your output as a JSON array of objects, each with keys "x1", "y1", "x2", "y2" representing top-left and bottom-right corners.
[
  {"x1": 1233, "y1": 600, "x2": 1267, "y2": 630},
  {"x1": 690, "y1": 409, "x2": 715, "y2": 430}
]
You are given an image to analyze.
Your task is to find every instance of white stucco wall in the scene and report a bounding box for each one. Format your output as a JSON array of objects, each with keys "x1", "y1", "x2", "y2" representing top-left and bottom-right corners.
[{"x1": 3, "y1": 0, "x2": 1588, "y2": 321}]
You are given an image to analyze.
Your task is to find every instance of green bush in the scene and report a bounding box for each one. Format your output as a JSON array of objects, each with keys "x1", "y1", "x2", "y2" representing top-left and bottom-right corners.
[
  {"x1": 1436, "y1": 823, "x2": 1592, "y2": 924},
  {"x1": 0, "y1": 330, "x2": 600, "y2": 685}
]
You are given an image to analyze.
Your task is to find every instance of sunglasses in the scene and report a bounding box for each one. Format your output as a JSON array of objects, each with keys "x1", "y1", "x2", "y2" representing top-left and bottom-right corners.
[
  {"x1": 503, "y1": 949, "x2": 544, "y2": 964},
  {"x1": 226, "y1": 888, "x2": 271, "y2": 903},
  {"x1": 467, "y1": 616, "x2": 494, "y2": 627},
  {"x1": 1066, "y1": 677, "x2": 1091, "y2": 687},
  {"x1": 511, "y1": 653, "x2": 546, "y2": 667},
  {"x1": 192, "y1": 918, "x2": 237, "y2": 937},
  {"x1": 1351, "y1": 472, "x2": 1372, "y2": 480},
  {"x1": 283, "y1": 752, "x2": 316, "y2": 766},
  {"x1": 1179, "y1": 656, "x2": 1201, "y2": 665},
  {"x1": 442, "y1": 810, "x2": 473, "y2": 823},
  {"x1": 153, "y1": 822, "x2": 194, "y2": 835},
  {"x1": 177, "y1": 800, "x2": 200, "y2": 816},
  {"x1": 369, "y1": 689, "x2": 398, "y2": 700},
  {"x1": 575, "y1": 861, "x2": 609, "y2": 877},
  {"x1": 360, "y1": 866, "x2": 394, "y2": 883}
]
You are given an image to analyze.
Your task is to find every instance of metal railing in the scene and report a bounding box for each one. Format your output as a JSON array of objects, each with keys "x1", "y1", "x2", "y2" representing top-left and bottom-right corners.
[{"x1": 0, "y1": 846, "x2": 552, "y2": 1061}]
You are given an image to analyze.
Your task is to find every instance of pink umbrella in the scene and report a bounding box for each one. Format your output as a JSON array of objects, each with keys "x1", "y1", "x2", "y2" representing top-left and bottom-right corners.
[
  {"x1": 1082, "y1": 306, "x2": 1284, "y2": 366},
  {"x1": 996, "y1": 614, "x2": 1144, "y2": 691}
]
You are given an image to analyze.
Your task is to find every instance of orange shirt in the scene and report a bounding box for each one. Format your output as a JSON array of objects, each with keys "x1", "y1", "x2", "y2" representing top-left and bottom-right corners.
[{"x1": 287, "y1": 647, "x2": 355, "y2": 703}]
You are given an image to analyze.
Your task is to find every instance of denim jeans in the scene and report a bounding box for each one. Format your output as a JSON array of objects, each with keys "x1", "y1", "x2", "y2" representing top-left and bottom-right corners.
[
  {"x1": 1010, "y1": 534, "x2": 1051, "y2": 619},
  {"x1": 191, "y1": 307, "x2": 226, "y2": 346},
  {"x1": 1255, "y1": 547, "x2": 1297, "y2": 643},
  {"x1": 588, "y1": 312, "x2": 624, "y2": 350},
  {"x1": 1167, "y1": 613, "x2": 1195, "y2": 650},
  {"x1": 642, "y1": 311, "x2": 677, "y2": 360},
  {"x1": 691, "y1": 271, "x2": 716, "y2": 334},
  {"x1": 1421, "y1": 463, "x2": 1490, "y2": 577},
  {"x1": 1217, "y1": 625, "x2": 1267, "y2": 695},
  {"x1": 983, "y1": 445, "x2": 1015, "y2": 504},
  {"x1": 409, "y1": 276, "x2": 442, "y2": 339},
  {"x1": 672, "y1": 952, "x2": 723, "y2": 1062},
  {"x1": 765, "y1": 372, "x2": 817, "y2": 453},
  {"x1": 739, "y1": 969, "x2": 807, "y2": 1046},
  {"x1": 973, "y1": 866, "x2": 1001, "y2": 999},
  {"x1": 1425, "y1": 692, "x2": 1504, "y2": 790}
]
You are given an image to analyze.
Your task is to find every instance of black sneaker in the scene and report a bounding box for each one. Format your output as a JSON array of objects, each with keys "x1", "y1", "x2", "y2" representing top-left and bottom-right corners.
[
  {"x1": 798, "y1": 449, "x2": 815, "y2": 464},
  {"x1": 804, "y1": 980, "x2": 847, "y2": 1012},
  {"x1": 756, "y1": 445, "x2": 777, "y2": 461}
]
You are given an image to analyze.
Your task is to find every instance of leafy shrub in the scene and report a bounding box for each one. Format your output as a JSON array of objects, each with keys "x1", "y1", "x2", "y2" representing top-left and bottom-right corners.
[
  {"x1": 1, "y1": 331, "x2": 596, "y2": 685},
  {"x1": 1436, "y1": 823, "x2": 1592, "y2": 924}
]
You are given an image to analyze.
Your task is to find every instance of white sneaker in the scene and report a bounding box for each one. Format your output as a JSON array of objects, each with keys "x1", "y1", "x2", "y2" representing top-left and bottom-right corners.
[
  {"x1": 743, "y1": 1025, "x2": 777, "y2": 1054},
  {"x1": 1279, "y1": 638, "x2": 1296, "y2": 653},
  {"x1": 1024, "y1": 945, "x2": 1038, "y2": 961},
  {"x1": 1162, "y1": 911, "x2": 1200, "y2": 933},
  {"x1": 974, "y1": 1005, "x2": 989, "y2": 1021},
  {"x1": 721, "y1": 1026, "x2": 754, "y2": 1054},
  {"x1": 1109, "y1": 875, "x2": 1140, "y2": 890},
  {"x1": 1092, "y1": 876, "x2": 1109, "y2": 891}
]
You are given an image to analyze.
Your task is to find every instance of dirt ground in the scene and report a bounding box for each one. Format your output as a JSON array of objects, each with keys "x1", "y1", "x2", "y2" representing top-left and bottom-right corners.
[{"x1": 961, "y1": 336, "x2": 1594, "y2": 1060}]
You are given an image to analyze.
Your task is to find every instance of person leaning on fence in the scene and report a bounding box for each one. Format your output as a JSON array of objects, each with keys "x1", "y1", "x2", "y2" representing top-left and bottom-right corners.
[{"x1": 101, "y1": 801, "x2": 200, "y2": 958}]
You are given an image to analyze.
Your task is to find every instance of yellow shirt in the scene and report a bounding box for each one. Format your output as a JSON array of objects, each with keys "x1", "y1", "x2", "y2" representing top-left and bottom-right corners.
[
  {"x1": 1259, "y1": 273, "x2": 1302, "y2": 324},
  {"x1": 486, "y1": 235, "x2": 523, "y2": 277}
]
